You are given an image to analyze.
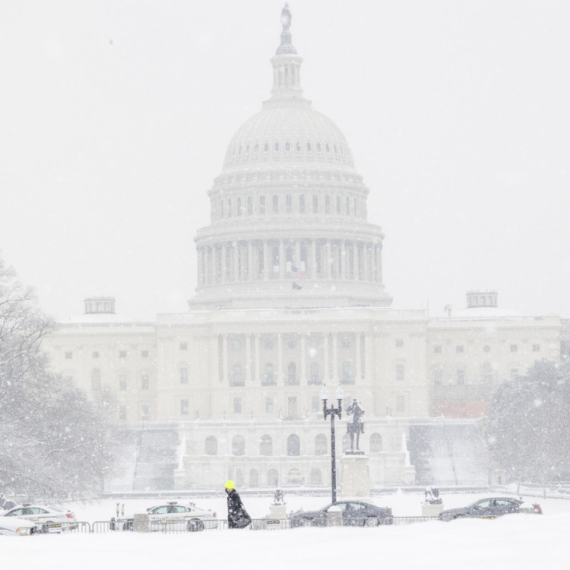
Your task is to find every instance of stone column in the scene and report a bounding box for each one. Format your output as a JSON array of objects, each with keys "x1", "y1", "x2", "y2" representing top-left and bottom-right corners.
[
  {"x1": 279, "y1": 240, "x2": 286, "y2": 279},
  {"x1": 246, "y1": 334, "x2": 251, "y2": 382},
  {"x1": 376, "y1": 246, "x2": 382, "y2": 283},
  {"x1": 323, "y1": 333, "x2": 329, "y2": 382},
  {"x1": 295, "y1": 241, "x2": 301, "y2": 267},
  {"x1": 247, "y1": 241, "x2": 253, "y2": 281},
  {"x1": 332, "y1": 332, "x2": 338, "y2": 382},
  {"x1": 232, "y1": 243, "x2": 238, "y2": 282},
  {"x1": 340, "y1": 241, "x2": 346, "y2": 280},
  {"x1": 277, "y1": 334, "x2": 283, "y2": 384},
  {"x1": 326, "y1": 241, "x2": 332, "y2": 280},
  {"x1": 362, "y1": 243, "x2": 369, "y2": 282},
  {"x1": 311, "y1": 240, "x2": 317, "y2": 279},
  {"x1": 355, "y1": 242, "x2": 361, "y2": 280},
  {"x1": 255, "y1": 334, "x2": 261, "y2": 382},
  {"x1": 222, "y1": 335, "x2": 228, "y2": 384},
  {"x1": 221, "y1": 244, "x2": 227, "y2": 284},
  {"x1": 263, "y1": 241, "x2": 269, "y2": 281},
  {"x1": 301, "y1": 334, "x2": 307, "y2": 383},
  {"x1": 356, "y1": 331, "x2": 362, "y2": 380},
  {"x1": 197, "y1": 247, "x2": 204, "y2": 286}
]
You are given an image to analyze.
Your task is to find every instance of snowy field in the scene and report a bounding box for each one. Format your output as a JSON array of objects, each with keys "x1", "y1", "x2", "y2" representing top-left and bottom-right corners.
[{"x1": 3, "y1": 492, "x2": 570, "y2": 569}]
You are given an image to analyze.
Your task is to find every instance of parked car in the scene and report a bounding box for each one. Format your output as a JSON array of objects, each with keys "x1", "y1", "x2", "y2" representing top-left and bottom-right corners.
[
  {"x1": 290, "y1": 500, "x2": 393, "y2": 527},
  {"x1": 1, "y1": 504, "x2": 77, "y2": 533},
  {"x1": 439, "y1": 497, "x2": 543, "y2": 521},
  {"x1": 112, "y1": 501, "x2": 218, "y2": 532},
  {"x1": 0, "y1": 515, "x2": 37, "y2": 536}
]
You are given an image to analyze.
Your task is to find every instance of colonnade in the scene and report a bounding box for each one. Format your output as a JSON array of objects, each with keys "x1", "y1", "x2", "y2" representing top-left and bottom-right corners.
[{"x1": 197, "y1": 239, "x2": 382, "y2": 287}]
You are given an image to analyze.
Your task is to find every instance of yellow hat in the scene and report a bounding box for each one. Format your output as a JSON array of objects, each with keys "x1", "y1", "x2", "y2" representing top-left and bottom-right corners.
[{"x1": 225, "y1": 480, "x2": 235, "y2": 490}]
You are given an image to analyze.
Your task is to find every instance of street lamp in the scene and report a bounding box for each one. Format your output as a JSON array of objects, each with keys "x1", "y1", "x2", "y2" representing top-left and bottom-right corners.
[{"x1": 321, "y1": 385, "x2": 345, "y2": 504}]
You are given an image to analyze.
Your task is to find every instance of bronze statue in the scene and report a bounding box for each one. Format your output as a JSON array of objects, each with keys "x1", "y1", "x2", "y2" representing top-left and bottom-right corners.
[{"x1": 346, "y1": 399, "x2": 365, "y2": 452}]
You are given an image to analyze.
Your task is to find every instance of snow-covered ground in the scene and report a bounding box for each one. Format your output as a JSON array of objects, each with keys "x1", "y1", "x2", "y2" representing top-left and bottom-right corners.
[{"x1": 2, "y1": 492, "x2": 569, "y2": 569}]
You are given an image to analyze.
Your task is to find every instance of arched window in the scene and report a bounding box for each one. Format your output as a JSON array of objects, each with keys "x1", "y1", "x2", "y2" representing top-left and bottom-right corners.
[
  {"x1": 307, "y1": 142, "x2": 312, "y2": 152},
  {"x1": 315, "y1": 434, "x2": 327, "y2": 456},
  {"x1": 272, "y1": 195, "x2": 279, "y2": 214},
  {"x1": 287, "y1": 468, "x2": 303, "y2": 484},
  {"x1": 317, "y1": 142, "x2": 322, "y2": 152},
  {"x1": 370, "y1": 433, "x2": 383, "y2": 453},
  {"x1": 346, "y1": 197, "x2": 350, "y2": 215},
  {"x1": 248, "y1": 469, "x2": 259, "y2": 488},
  {"x1": 287, "y1": 362, "x2": 297, "y2": 385},
  {"x1": 287, "y1": 434, "x2": 301, "y2": 456},
  {"x1": 341, "y1": 361, "x2": 353, "y2": 384},
  {"x1": 312, "y1": 194, "x2": 318, "y2": 213},
  {"x1": 228, "y1": 199, "x2": 232, "y2": 217},
  {"x1": 260, "y1": 435, "x2": 273, "y2": 456},
  {"x1": 230, "y1": 363, "x2": 244, "y2": 386},
  {"x1": 237, "y1": 197, "x2": 242, "y2": 216},
  {"x1": 247, "y1": 196, "x2": 253, "y2": 215},
  {"x1": 205, "y1": 436, "x2": 218, "y2": 456},
  {"x1": 264, "y1": 142, "x2": 269, "y2": 152},
  {"x1": 310, "y1": 469, "x2": 322, "y2": 486},
  {"x1": 259, "y1": 195, "x2": 266, "y2": 215},
  {"x1": 286, "y1": 194, "x2": 292, "y2": 213},
  {"x1": 285, "y1": 141, "x2": 290, "y2": 152},
  {"x1": 296, "y1": 141, "x2": 301, "y2": 151},
  {"x1": 325, "y1": 195, "x2": 331, "y2": 214},
  {"x1": 91, "y1": 369, "x2": 101, "y2": 391},
  {"x1": 336, "y1": 196, "x2": 341, "y2": 214},
  {"x1": 232, "y1": 435, "x2": 245, "y2": 456},
  {"x1": 267, "y1": 469, "x2": 279, "y2": 487},
  {"x1": 299, "y1": 195, "x2": 305, "y2": 213},
  {"x1": 309, "y1": 361, "x2": 321, "y2": 385},
  {"x1": 263, "y1": 363, "x2": 275, "y2": 386}
]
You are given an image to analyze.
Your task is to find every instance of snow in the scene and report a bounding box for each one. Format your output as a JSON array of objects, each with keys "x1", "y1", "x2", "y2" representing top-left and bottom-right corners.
[{"x1": 2, "y1": 492, "x2": 569, "y2": 569}]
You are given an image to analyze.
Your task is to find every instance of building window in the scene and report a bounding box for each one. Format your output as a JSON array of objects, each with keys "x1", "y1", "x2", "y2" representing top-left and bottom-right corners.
[
  {"x1": 259, "y1": 196, "x2": 266, "y2": 214},
  {"x1": 396, "y1": 364, "x2": 405, "y2": 381},
  {"x1": 299, "y1": 195, "x2": 305, "y2": 213},
  {"x1": 65, "y1": 351, "x2": 73, "y2": 359},
  {"x1": 272, "y1": 195, "x2": 279, "y2": 214},
  {"x1": 396, "y1": 396, "x2": 405, "y2": 413},
  {"x1": 119, "y1": 374, "x2": 127, "y2": 391},
  {"x1": 92, "y1": 351, "x2": 99, "y2": 359},
  {"x1": 274, "y1": 142, "x2": 279, "y2": 151},
  {"x1": 532, "y1": 344, "x2": 540, "y2": 352},
  {"x1": 263, "y1": 363, "x2": 275, "y2": 386},
  {"x1": 260, "y1": 435, "x2": 273, "y2": 456},
  {"x1": 119, "y1": 350, "x2": 127, "y2": 358},
  {"x1": 287, "y1": 362, "x2": 298, "y2": 385},
  {"x1": 141, "y1": 374, "x2": 149, "y2": 390},
  {"x1": 312, "y1": 194, "x2": 318, "y2": 213},
  {"x1": 119, "y1": 406, "x2": 127, "y2": 421},
  {"x1": 247, "y1": 196, "x2": 253, "y2": 215},
  {"x1": 91, "y1": 369, "x2": 101, "y2": 391},
  {"x1": 230, "y1": 364, "x2": 244, "y2": 386},
  {"x1": 370, "y1": 433, "x2": 383, "y2": 453},
  {"x1": 457, "y1": 370, "x2": 465, "y2": 385},
  {"x1": 180, "y1": 367, "x2": 188, "y2": 384},
  {"x1": 341, "y1": 336, "x2": 352, "y2": 348},
  {"x1": 205, "y1": 436, "x2": 217, "y2": 455},
  {"x1": 325, "y1": 195, "x2": 331, "y2": 214},
  {"x1": 395, "y1": 339, "x2": 404, "y2": 347},
  {"x1": 433, "y1": 369, "x2": 443, "y2": 385},
  {"x1": 233, "y1": 398, "x2": 242, "y2": 414},
  {"x1": 266, "y1": 397, "x2": 274, "y2": 413},
  {"x1": 315, "y1": 434, "x2": 327, "y2": 456},
  {"x1": 286, "y1": 194, "x2": 292, "y2": 213},
  {"x1": 181, "y1": 399, "x2": 189, "y2": 415},
  {"x1": 433, "y1": 345, "x2": 442, "y2": 353},
  {"x1": 237, "y1": 197, "x2": 242, "y2": 216},
  {"x1": 510, "y1": 344, "x2": 518, "y2": 352},
  {"x1": 287, "y1": 396, "x2": 298, "y2": 418},
  {"x1": 341, "y1": 361, "x2": 353, "y2": 384},
  {"x1": 336, "y1": 196, "x2": 341, "y2": 214},
  {"x1": 456, "y1": 346, "x2": 464, "y2": 353},
  {"x1": 141, "y1": 350, "x2": 149, "y2": 358},
  {"x1": 287, "y1": 434, "x2": 301, "y2": 456},
  {"x1": 179, "y1": 342, "x2": 188, "y2": 351},
  {"x1": 483, "y1": 345, "x2": 491, "y2": 353},
  {"x1": 286, "y1": 338, "x2": 296, "y2": 349},
  {"x1": 141, "y1": 405, "x2": 149, "y2": 421},
  {"x1": 232, "y1": 435, "x2": 245, "y2": 456}
]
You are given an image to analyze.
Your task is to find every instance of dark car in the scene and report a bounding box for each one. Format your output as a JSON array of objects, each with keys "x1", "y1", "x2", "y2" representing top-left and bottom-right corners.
[
  {"x1": 290, "y1": 500, "x2": 393, "y2": 527},
  {"x1": 439, "y1": 497, "x2": 543, "y2": 521}
]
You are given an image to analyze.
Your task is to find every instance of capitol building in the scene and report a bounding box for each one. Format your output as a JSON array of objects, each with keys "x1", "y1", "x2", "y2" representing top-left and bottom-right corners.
[{"x1": 43, "y1": 7, "x2": 563, "y2": 491}]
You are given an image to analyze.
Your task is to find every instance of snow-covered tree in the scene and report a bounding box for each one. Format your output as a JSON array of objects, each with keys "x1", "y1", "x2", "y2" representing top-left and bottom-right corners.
[
  {"x1": 0, "y1": 255, "x2": 113, "y2": 499},
  {"x1": 486, "y1": 359, "x2": 570, "y2": 485}
]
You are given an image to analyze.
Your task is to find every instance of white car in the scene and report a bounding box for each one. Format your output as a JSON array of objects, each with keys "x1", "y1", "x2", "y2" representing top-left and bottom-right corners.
[
  {"x1": 2, "y1": 504, "x2": 77, "y2": 533},
  {"x1": 0, "y1": 516, "x2": 36, "y2": 536},
  {"x1": 113, "y1": 501, "x2": 218, "y2": 532}
]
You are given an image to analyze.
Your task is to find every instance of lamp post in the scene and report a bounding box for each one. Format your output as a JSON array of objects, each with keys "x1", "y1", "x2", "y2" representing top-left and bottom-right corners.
[{"x1": 321, "y1": 386, "x2": 344, "y2": 504}]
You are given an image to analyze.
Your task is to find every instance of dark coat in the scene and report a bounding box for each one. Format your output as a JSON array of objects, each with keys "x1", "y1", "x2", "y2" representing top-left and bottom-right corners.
[{"x1": 226, "y1": 489, "x2": 251, "y2": 529}]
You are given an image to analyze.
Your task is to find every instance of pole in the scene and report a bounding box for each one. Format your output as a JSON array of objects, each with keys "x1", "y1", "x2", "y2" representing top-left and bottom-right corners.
[{"x1": 331, "y1": 413, "x2": 336, "y2": 504}]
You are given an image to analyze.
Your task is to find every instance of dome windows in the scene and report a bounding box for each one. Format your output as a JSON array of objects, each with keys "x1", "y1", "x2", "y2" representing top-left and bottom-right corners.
[
  {"x1": 285, "y1": 142, "x2": 291, "y2": 152},
  {"x1": 296, "y1": 142, "x2": 301, "y2": 151},
  {"x1": 316, "y1": 142, "x2": 322, "y2": 152}
]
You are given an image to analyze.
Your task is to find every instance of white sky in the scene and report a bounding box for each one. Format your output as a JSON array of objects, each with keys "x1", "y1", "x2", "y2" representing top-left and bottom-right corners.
[{"x1": 0, "y1": 1, "x2": 569, "y2": 321}]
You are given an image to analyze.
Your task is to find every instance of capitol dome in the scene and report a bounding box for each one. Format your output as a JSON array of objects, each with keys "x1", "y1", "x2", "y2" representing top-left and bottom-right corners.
[{"x1": 191, "y1": 5, "x2": 392, "y2": 310}]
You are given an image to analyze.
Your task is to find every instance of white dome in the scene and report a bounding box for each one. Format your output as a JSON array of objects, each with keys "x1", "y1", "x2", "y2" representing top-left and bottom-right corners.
[{"x1": 222, "y1": 103, "x2": 355, "y2": 172}]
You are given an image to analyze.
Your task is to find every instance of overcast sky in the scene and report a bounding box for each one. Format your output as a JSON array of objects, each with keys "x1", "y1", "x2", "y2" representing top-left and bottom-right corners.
[{"x1": 0, "y1": 1, "x2": 569, "y2": 321}]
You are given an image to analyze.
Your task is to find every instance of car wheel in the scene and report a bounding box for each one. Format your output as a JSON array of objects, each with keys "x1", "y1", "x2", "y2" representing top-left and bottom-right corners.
[
  {"x1": 187, "y1": 519, "x2": 205, "y2": 532},
  {"x1": 365, "y1": 517, "x2": 379, "y2": 527}
]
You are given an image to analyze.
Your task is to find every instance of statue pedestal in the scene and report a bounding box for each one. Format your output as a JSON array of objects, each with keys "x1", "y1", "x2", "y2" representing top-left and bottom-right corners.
[
  {"x1": 340, "y1": 453, "x2": 371, "y2": 499},
  {"x1": 269, "y1": 504, "x2": 287, "y2": 519},
  {"x1": 421, "y1": 502, "x2": 444, "y2": 517}
]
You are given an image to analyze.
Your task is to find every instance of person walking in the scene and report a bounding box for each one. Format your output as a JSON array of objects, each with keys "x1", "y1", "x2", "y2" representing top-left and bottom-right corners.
[{"x1": 225, "y1": 480, "x2": 252, "y2": 529}]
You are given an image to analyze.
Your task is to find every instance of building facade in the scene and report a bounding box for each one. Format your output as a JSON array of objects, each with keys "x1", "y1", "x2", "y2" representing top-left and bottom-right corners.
[{"x1": 43, "y1": 8, "x2": 562, "y2": 490}]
